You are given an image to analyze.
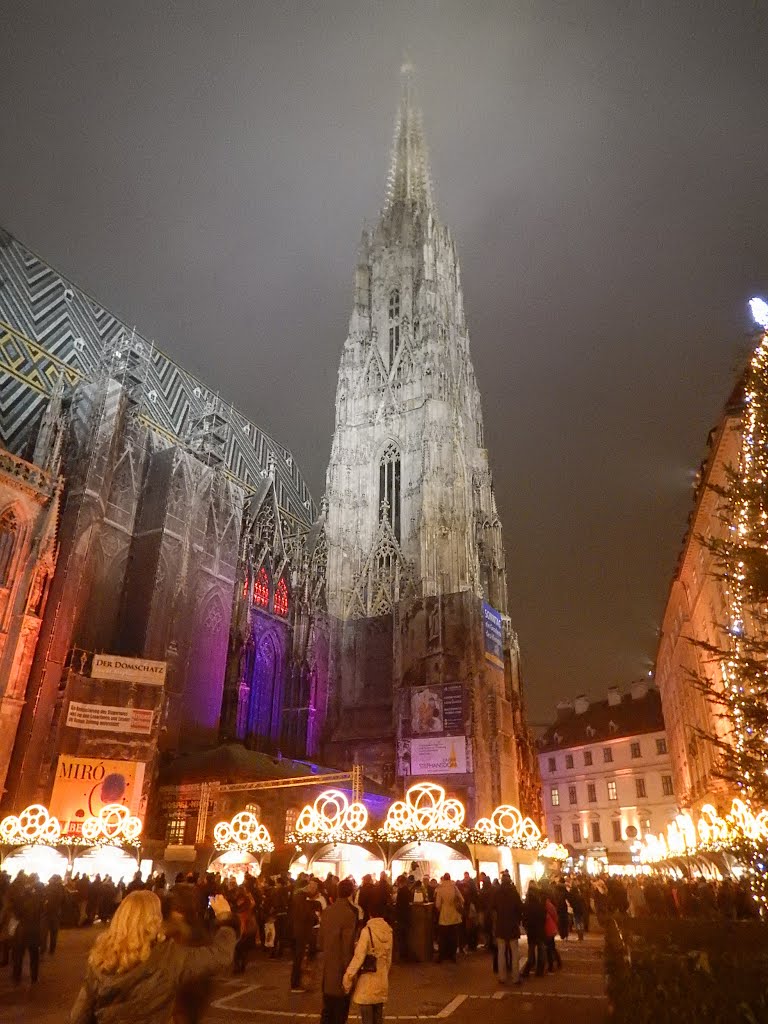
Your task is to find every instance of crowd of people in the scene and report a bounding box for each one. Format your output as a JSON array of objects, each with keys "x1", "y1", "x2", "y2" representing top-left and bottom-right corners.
[{"x1": 0, "y1": 861, "x2": 760, "y2": 1022}]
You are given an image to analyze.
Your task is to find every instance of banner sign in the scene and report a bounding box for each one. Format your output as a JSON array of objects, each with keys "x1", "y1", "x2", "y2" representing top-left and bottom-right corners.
[
  {"x1": 66, "y1": 701, "x2": 154, "y2": 735},
  {"x1": 91, "y1": 654, "x2": 166, "y2": 686},
  {"x1": 441, "y1": 683, "x2": 465, "y2": 733},
  {"x1": 410, "y1": 683, "x2": 464, "y2": 737},
  {"x1": 49, "y1": 755, "x2": 145, "y2": 830},
  {"x1": 482, "y1": 602, "x2": 504, "y2": 670},
  {"x1": 410, "y1": 736, "x2": 467, "y2": 775}
]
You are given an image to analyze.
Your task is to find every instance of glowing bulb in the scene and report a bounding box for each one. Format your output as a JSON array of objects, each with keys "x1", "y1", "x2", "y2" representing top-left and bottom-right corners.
[{"x1": 750, "y1": 297, "x2": 768, "y2": 330}]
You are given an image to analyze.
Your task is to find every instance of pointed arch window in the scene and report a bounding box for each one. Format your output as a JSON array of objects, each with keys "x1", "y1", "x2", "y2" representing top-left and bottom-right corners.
[
  {"x1": 253, "y1": 566, "x2": 270, "y2": 609},
  {"x1": 0, "y1": 508, "x2": 18, "y2": 587},
  {"x1": 274, "y1": 576, "x2": 289, "y2": 617},
  {"x1": 378, "y1": 442, "x2": 401, "y2": 542},
  {"x1": 388, "y1": 288, "x2": 401, "y2": 368}
]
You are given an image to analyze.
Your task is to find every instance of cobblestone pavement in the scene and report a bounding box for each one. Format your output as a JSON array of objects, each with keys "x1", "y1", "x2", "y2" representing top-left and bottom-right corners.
[{"x1": 0, "y1": 927, "x2": 607, "y2": 1024}]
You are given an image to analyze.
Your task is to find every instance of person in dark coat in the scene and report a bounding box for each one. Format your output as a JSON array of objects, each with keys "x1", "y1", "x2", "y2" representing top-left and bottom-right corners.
[
  {"x1": 520, "y1": 884, "x2": 546, "y2": 979},
  {"x1": 318, "y1": 879, "x2": 358, "y2": 1024},
  {"x1": 289, "y1": 877, "x2": 319, "y2": 992},
  {"x1": 554, "y1": 882, "x2": 570, "y2": 941},
  {"x1": 492, "y1": 873, "x2": 523, "y2": 984},
  {"x1": 45, "y1": 874, "x2": 66, "y2": 953},
  {"x1": 10, "y1": 876, "x2": 45, "y2": 984},
  {"x1": 69, "y1": 890, "x2": 236, "y2": 1024},
  {"x1": 394, "y1": 876, "x2": 413, "y2": 962}
]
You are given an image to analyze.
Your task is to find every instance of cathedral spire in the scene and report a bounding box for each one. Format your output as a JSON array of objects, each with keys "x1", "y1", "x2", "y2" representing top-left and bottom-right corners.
[{"x1": 383, "y1": 63, "x2": 434, "y2": 213}]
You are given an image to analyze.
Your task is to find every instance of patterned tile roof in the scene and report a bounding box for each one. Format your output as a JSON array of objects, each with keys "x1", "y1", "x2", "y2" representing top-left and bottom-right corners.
[{"x1": 0, "y1": 228, "x2": 315, "y2": 525}]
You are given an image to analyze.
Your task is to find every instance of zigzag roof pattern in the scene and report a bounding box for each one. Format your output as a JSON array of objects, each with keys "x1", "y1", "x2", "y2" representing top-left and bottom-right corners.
[{"x1": 0, "y1": 228, "x2": 315, "y2": 526}]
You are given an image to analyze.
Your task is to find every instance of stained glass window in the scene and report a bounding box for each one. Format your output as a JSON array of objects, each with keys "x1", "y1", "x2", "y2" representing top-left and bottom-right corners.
[
  {"x1": 274, "y1": 576, "x2": 289, "y2": 617},
  {"x1": 253, "y1": 567, "x2": 270, "y2": 608},
  {"x1": 242, "y1": 576, "x2": 250, "y2": 600}
]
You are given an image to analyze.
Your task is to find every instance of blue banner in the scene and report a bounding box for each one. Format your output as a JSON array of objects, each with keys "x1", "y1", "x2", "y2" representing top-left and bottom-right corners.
[{"x1": 482, "y1": 602, "x2": 504, "y2": 670}]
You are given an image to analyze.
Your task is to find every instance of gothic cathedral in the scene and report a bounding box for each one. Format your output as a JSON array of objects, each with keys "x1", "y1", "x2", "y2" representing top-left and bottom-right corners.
[{"x1": 321, "y1": 69, "x2": 536, "y2": 817}]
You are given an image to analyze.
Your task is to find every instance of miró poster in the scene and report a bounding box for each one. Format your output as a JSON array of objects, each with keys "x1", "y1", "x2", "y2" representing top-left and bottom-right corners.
[{"x1": 49, "y1": 755, "x2": 145, "y2": 834}]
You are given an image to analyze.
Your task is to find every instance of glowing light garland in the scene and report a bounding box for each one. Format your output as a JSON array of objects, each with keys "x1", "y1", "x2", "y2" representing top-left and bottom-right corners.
[
  {"x1": 214, "y1": 810, "x2": 275, "y2": 854},
  {"x1": 81, "y1": 804, "x2": 143, "y2": 846},
  {"x1": 0, "y1": 804, "x2": 61, "y2": 846}
]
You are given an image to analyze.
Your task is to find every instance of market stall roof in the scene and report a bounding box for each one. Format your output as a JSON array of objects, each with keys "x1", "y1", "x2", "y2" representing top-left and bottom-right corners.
[{"x1": 158, "y1": 743, "x2": 389, "y2": 793}]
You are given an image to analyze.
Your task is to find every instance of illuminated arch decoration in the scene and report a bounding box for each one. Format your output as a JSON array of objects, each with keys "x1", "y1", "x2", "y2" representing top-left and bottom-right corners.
[
  {"x1": 383, "y1": 783, "x2": 465, "y2": 837},
  {"x1": 214, "y1": 810, "x2": 274, "y2": 854},
  {"x1": 288, "y1": 789, "x2": 371, "y2": 844},
  {"x1": 253, "y1": 566, "x2": 270, "y2": 609},
  {"x1": 274, "y1": 576, "x2": 289, "y2": 617},
  {"x1": 539, "y1": 841, "x2": 569, "y2": 861},
  {"x1": 639, "y1": 798, "x2": 768, "y2": 865},
  {"x1": 81, "y1": 804, "x2": 143, "y2": 846},
  {"x1": 0, "y1": 804, "x2": 61, "y2": 846},
  {"x1": 473, "y1": 804, "x2": 542, "y2": 848}
]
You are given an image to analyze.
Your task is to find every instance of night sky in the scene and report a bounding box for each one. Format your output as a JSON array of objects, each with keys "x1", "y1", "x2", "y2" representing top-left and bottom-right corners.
[{"x1": 2, "y1": 2, "x2": 767, "y2": 723}]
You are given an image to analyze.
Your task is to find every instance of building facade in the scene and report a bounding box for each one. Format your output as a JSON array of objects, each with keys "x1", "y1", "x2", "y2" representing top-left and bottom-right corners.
[
  {"x1": 537, "y1": 683, "x2": 678, "y2": 867},
  {"x1": 321, "y1": 68, "x2": 539, "y2": 819},
  {"x1": 654, "y1": 385, "x2": 744, "y2": 812},
  {"x1": 0, "y1": 229, "x2": 326, "y2": 820}
]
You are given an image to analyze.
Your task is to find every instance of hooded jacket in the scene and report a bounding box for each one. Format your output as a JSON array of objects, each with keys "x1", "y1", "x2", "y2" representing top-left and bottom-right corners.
[
  {"x1": 69, "y1": 926, "x2": 235, "y2": 1024},
  {"x1": 343, "y1": 916, "x2": 393, "y2": 1005}
]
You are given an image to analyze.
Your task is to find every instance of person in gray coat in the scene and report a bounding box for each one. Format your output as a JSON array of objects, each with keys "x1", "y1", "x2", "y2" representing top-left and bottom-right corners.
[
  {"x1": 69, "y1": 890, "x2": 236, "y2": 1024},
  {"x1": 318, "y1": 878, "x2": 358, "y2": 1024}
]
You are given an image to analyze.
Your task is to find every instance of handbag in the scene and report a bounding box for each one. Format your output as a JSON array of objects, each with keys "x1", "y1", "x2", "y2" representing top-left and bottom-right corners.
[{"x1": 358, "y1": 925, "x2": 377, "y2": 974}]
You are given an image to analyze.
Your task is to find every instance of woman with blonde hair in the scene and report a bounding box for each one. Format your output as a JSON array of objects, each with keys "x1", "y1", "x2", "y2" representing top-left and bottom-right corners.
[{"x1": 69, "y1": 889, "x2": 236, "y2": 1024}]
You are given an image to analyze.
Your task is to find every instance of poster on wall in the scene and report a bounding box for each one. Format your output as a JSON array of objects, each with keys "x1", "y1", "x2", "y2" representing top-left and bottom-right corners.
[
  {"x1": 66, "y1": 701, "x2": 154, "y2": 735},
  {"x1": 411, "y1": 687, "x2": 444, "y2": 734},
  {"x1": 482, "y1": 602, "x2": 504, "y2": 670},
  {"x1": 91, "y1": 654, "x2": 166, "y2": 686},
  {"x1": 410, "y1": 736, "x2": 467, "y2": 775},
  {"x1": 49, "y1": 755, "x2": 145, "y2": 834}
]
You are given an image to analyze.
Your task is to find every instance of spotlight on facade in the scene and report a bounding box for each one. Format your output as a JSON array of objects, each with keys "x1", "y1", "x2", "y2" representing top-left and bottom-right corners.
[{"x1": 750, "y1": 297, "x2": 768, "y2": 330}]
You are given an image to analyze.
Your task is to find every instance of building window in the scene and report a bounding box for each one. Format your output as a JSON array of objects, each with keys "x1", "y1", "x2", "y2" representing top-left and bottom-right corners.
[
  {"x1": 607, "y1": 781, "x2": 617, "y2": 801},
  {"x1": 550, "y1": 787, "x2": 560, "y2": 806},
  {"x1": 0, "y1": 508, "x2": 18, "y2": 586},
  {"x1": 630, "y1": 741, "x2": 641, "y2": 759},
  {"x1": 587, "y1": 783, "x2": 597, "y2": 803},
  {"x1": 636, "y1": 778, "x2": 647, "y2": 798},
  {"x1": 388, "y1": 288, "x2": 401, "y2": 367},
  {"x1": 378, "y1": 442, "x2": 401, "y2": 541},
  {"x1": 253, "y1": 566, "x2": 270, "y2": 608},
  {"x1": 612, "y1": 820, "x2": 622, "y2": 842},
  {"x1": 656, "y1": 738, "x2": 668, "y2": 755},
  {"x1": 603, "y1": 747, "x2": 613, "y2": 763},
  {"x1": 565, "y1": 754, "x2": 574, "y2": 769},
  {"x1": 584, "y1": 750, "x2": 593, "y2": 766},
  {"x1": 572, "y1": 823, "x2": 581, "y2": 844},
  {"x1": 554, "y1": 823, "x2": 563, "y2": 844},
  {"x1": 568, "y1": 785, "x2": 577, "y2": 805},
  {"x1": 274, "y1": 576, "x2": 289, "y2": 617},
  {"x1": 591, "y1": 821, "x2": 601, "y2": 843},
  {"x1": 166, "y1": 817, "x2": 186, "y2": 845},
  {"x1": 548, "y1": 757, "x2": 556, "y2": 772},
  {"x1": 662, "y1": 775, "x2": 674, "y2": 796}
]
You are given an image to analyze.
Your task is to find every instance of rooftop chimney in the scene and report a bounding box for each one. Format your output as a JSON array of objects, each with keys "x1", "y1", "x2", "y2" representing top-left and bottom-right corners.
[
  {"x1": 556, "y1": 699, "x2": 575, "y2": 721},
  {"x1": 574, "y1": 695, "x2": 589, "y2": 715},
  {"x1": 630, "y1": 680, "x2": 649, "y2": 701},
  {"x1": 607, "y1": 686, "x2": 621, "y2": 707}
]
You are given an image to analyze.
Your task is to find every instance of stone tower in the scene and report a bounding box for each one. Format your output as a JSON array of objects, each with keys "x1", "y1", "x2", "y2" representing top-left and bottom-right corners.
[{"x1": 322, "y1": 69, "x2": 537, "y2": 817}]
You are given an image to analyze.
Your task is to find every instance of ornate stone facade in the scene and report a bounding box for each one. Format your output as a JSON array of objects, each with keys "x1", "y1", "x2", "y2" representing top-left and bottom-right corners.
[{"x1": 321, "y1": 70, "x2": 539, "y2": 819}]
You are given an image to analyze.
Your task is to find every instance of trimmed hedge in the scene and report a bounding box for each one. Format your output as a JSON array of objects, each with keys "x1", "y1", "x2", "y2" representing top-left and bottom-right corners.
[{"x1": 606, "y1": 916, "x2": 768, "y2": 1024}]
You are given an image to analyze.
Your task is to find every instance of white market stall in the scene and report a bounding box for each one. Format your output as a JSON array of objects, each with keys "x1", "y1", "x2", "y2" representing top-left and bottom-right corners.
[{"x1": 208, "y1": 810, "x2": 274, "y2": 883}]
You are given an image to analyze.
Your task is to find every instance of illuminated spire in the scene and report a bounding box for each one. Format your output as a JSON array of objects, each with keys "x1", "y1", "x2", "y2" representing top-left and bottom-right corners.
[{"x1": 383, "y1": 63, "x2": 434, "y2": 213}]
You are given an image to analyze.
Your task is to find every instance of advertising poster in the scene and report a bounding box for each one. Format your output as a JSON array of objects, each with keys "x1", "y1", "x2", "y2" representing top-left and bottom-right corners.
[
  {"x1": 66, "y1": 701, "x2": 154, "y2": 735},
  {"x1": 49, "y1": 755, "x2": 145, "y2": 833},
  {"x1": 482, "y1": 602, "x2": 504, "y2": 670},
  {"x1": 410, "y1": 736, "x2": 467, "y2": 775},
  {"x1": 441, "y1": 683, "x2": 464, "y2": 733},
  {"x1": 411, "y1": 686, "x2": 444, "y2": 734}
]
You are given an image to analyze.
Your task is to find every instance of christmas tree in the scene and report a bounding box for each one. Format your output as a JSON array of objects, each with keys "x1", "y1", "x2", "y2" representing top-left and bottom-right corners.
[{"x1": 694, "y1": 299, "x2": 768, "y2": 805}]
